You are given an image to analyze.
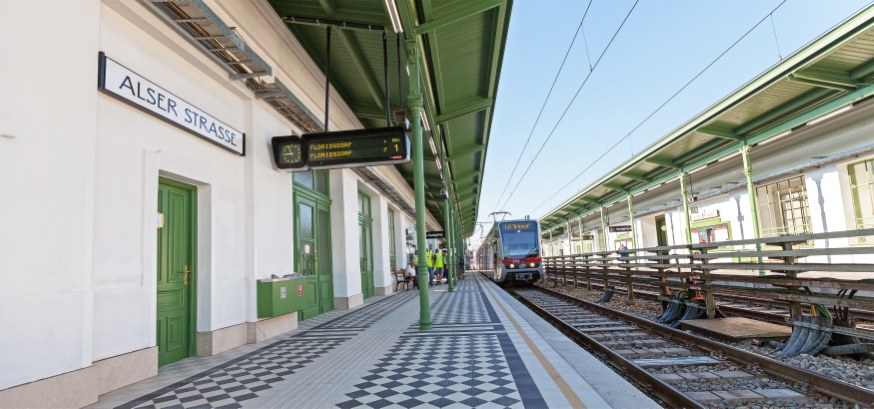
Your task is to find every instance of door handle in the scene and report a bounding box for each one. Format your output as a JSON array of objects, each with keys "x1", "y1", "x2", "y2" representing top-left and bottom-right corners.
[{"x1": 184, "y1": 266, "x2": 191, "y2": 285}]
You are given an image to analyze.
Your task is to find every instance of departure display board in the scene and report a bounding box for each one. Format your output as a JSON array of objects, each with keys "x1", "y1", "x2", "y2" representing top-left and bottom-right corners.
[
  {"x1": 271, "y1": 135, "x2": 307, "y2": 171},
  {"x1": 270, "y1": 126, "x2": 410, "y2": 171},
  {"x1": 306, "y1": 126, "x2": 409, "y2": 169}
]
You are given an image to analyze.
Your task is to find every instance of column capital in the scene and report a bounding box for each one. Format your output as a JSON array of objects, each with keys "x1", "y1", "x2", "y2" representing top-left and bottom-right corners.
[
  {"x1": 405, "y1": 39, "x2": 419, "y2": 63},
  {"x1": 407, "y1": 97, "x2": 424, "y2": 112}
]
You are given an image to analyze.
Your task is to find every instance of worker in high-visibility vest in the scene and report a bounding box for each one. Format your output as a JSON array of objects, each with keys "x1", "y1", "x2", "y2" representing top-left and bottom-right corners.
[
  {"x1": 434, "y1": 249, "x2": 444, "y2": 285},
  {"x1": 425, "y1": 248, "x2": 434, "y2": 286}
]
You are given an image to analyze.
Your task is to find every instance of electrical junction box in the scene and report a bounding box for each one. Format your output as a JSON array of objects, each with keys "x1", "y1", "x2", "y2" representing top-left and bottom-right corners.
[{"x1": 257, "y1": 276, "x2": 309, "y2": 318}]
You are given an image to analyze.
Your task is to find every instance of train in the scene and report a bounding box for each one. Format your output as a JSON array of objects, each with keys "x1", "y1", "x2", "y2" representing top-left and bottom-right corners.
[{"x1": 477, "y1": 218, "x2": 544, "y2": 284}]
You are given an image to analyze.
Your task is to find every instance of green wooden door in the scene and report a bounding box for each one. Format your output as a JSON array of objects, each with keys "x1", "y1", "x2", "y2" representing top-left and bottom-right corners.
[
  {"x1": 656, "y1": 216, "x2": 668, "y2": 247},
  {"x1": 358, "y1": 192, "x2": 374, "y2": 299},
  {"x1": 156, "y1": 179, "x2": 196, "y2": 367},
  {"x1": 293, "y1": 170, "x2": 333, "y2": 320},
  {"x1": 295, "y1": 197, "x2": 320, "y2": 320},
  {"x1": 316, "y1": 204, "x2": 333, "y2": 313}
]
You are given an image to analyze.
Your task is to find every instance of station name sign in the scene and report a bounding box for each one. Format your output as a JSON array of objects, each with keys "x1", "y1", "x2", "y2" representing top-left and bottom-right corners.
[
  {"x1": 271, "y1": 126, "x2": 409, "y2": 171},
  {"x1": 98, "y1": 52, "x2": 245, "y2": 155},
  {"x1": 426, "y1": 231, "x2": 445, "y2": 239},
  {"x1": 608, "y1": 225, "x2": 632, "y2": 233}
]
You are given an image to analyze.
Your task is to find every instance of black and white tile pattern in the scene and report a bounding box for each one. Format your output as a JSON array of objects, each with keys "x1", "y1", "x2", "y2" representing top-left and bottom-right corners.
[
  {"x1": 113, "y1": 292, "x2": 417, "y2": 409},
  {"x1": 336, "y1": 335, "x2": 523, "y2": 409},
  {"x1": 336, "y1": 274, "x2": 547, "y2": 408},
  {"x1": 119, "y1": 338, "x2": 346, "y2": 409}
]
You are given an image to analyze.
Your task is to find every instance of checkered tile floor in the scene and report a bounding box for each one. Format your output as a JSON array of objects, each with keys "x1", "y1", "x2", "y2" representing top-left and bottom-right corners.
[
  {"x1": 120, "y1": 338, "x2": 346, "y2": 409},
  {"x1": 335, "y1": 274, "x2": 546, "y2": 409},
  {"x1": 336, "y1": 335, "x2": 523, "y2": 409},
  {"x1": 111, "y1": 292, "x2": 417, "y2": 409}
]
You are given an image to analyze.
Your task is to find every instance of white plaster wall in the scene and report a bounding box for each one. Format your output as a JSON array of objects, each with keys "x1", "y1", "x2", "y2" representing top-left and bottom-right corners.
[
  {"x1": 91, "y1": 2, "x2": 263, "y2": 360},
  {"x1": 244, "y1": 102, "x2": 298, "y2": 322},
  {"x1": 392, "y1": 207, "x2": 407, "y2": 269},
  {"x1": 638, "y1": 215, "x2": 657, "y2": 248},
  {"x1": 330, "y1": 169, "x2": 362, "y2": 298},
  {"x1": 368, "y1": 189, "x2": 393, "y2": 290},
  {"x1": 0, "y1": 0, "x2": 100, "y2": 390}
]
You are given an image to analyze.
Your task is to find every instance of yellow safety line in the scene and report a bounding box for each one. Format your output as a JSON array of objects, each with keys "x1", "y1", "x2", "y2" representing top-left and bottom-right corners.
[{"x1": 482, "y1": 283, "x2": 588, "y2": 409}]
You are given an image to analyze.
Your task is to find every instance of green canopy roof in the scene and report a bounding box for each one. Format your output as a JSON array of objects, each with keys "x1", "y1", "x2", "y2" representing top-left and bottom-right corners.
[
  {"x1": 269, "y1": 0, "x2": 512, "y2": 236},
  {"x1": 540, "y1": 4, "x2": 874, "y2": 232}
]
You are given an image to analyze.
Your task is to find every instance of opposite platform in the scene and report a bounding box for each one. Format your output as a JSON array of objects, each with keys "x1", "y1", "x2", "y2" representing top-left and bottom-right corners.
[{"x1": 87, "y1": 273, "x2": 657, "y2": 408}]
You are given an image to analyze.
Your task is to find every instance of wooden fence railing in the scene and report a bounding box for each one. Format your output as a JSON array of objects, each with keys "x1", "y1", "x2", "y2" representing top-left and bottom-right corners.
[{"x1": 543, "y1": 228, "x2": 874, "y2": 321}]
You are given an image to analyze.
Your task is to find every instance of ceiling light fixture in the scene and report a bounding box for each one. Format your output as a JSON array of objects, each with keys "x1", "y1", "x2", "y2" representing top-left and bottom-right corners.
[
  {"x1": 806, "y1": 104, "x2": 853, "y2": 127},
  {"x1": 758, "y1": 129, "x2": 793, "y2": 146},
  {"x1": 718, "y1": 151, "x2": 742, "y2": 162},
  {"x1": 383, "y1": 0, "x2": 403, "y2": 33}
]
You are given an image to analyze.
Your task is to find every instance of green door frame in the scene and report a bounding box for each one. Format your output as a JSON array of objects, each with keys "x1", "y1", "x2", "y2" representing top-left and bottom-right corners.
[
  {"x1": 157, "y1": 177, "x2": 198, "y2": 366},
  {"x1": 358, "y1": 191, "x2": 374, "y2": 299},
  {"x1": 294, "y1": 177, "x2": 333, "y2": 319}
]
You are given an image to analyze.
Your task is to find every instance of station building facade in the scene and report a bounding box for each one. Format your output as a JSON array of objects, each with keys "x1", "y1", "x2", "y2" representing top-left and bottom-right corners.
[{"x1": 0, "y1": 0, "x2": 442, "y2": 404}]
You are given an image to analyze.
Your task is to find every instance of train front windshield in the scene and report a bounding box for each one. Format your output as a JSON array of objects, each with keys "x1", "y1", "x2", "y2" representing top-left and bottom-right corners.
[{"x1": 499, "y1": 222, "x2": 539, "y2": 259}]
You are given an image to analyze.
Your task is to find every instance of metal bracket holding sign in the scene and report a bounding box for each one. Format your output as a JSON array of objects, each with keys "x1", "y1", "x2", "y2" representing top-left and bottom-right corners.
[{"x1": 270, "y1": 126, "x2": 409, "y2": 172}]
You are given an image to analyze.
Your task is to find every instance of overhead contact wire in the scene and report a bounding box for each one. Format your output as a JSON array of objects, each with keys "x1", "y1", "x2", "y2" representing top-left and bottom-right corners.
[
  {"x1": 491, "y1": 0, "x2": 594, "y2": 213},
  {"x1": 498, "y1": 0, "x2": 640, "y2": 212},
  {"x1": 526, "y1": 0, "x2": 790, "y2": 216}
]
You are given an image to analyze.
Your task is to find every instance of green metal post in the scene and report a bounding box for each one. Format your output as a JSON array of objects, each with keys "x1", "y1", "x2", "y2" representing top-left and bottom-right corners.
[
  {"x1": 741, "y1": 145, "x2": 765, "y2": 276},
  {"x1": 456, "y1": 216, "x2": 462, "y2": 284},
  {"x1": 407, "y1": 40, "x2": 431, "y2": 330},
  {"x1": 566, "y1": 220, "x2": 572, "y2": 255},
  {"x1": 446, "y1": 197, "x2": 454, "y2": 292},
  {"x1": 679, "y1": 171, "x2": 693, "y2": 245},
  {"x1": 627, "y1": 194, "x2": 638, "y2": 249},
  {"x1": 599, "y1": 207, "x2": 608, "y2": 251},
  {"x1": 578, "y1": 214, "x2": 585, "y2": 253}
]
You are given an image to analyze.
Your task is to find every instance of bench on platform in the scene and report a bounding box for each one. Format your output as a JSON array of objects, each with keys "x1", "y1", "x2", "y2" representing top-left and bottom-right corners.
[{"x1": 395, "y1": 269, "x2": 412, "y2": 291}]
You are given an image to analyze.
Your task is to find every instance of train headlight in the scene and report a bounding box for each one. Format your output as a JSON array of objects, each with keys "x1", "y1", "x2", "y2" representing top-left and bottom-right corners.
[
  {"x1": 529, "y1": 262, "x2": 535, "y2": 268},
  {"x1": 509, "y1": 264, "x2": 515, "y2": 269}
]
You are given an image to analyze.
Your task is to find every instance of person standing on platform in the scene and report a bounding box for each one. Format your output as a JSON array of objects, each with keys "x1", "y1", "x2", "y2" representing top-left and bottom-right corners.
[
  {"x1": 434, "y1": 248, "x2": 444, "y2": 285},
  {"x1": 426, "y1": 248, "x2": 434, "y2": 286},
  {"x1": 458, "y1": 254, "x2": 465, "y2": 280},
  {"x1": 443, "y1": 249, "x2": 452, "y2": 284}
]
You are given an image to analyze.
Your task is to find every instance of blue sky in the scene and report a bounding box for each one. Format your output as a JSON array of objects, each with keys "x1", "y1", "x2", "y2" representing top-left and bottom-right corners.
[{"x1": 476, "y1": 0, "x2": 871, "y2": 238}]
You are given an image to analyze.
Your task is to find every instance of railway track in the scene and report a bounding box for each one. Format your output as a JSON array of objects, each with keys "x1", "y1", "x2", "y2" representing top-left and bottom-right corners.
[{"x1": 507, "y1": 284, "x2": 874, "y2": 408}]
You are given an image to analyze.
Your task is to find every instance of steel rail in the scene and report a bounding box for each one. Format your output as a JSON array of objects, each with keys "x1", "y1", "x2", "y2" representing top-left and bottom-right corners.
[
  {"x1": 507, "y1": 288, "x2": 704, "y2": 409},
  {"x1": 524, "y1": 285, "x2": 874, "y2": 407}
]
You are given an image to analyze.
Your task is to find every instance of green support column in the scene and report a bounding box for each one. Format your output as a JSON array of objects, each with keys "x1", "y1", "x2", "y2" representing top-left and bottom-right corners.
[
  {"x1": 599, "y1": 207, "x2": 608, "y2": 251},
  {"x1": 456, "y1": 216, "x2": 462, "y2": 284},
  {"x1": 741, "y1": 145, "x2": 766, "y2": 276},
  {"x1": 627, "y1": 195, "x2": 638, "y2": 249},
  {"x1": 577, "y1": 214, "x2": 585, "y2": 253},
  {"x1": 407, "y1": 40, "x2": 431, "y2": 331},
  {"x1": 566, "y1": 220, "x2": 572, "y2": 254},
  {"x1": 679, "y1": 171, "x2": 693, "y2": 245},
  {"x1": 446, "y1": 198, "x2": 454, "y2": 292}
]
